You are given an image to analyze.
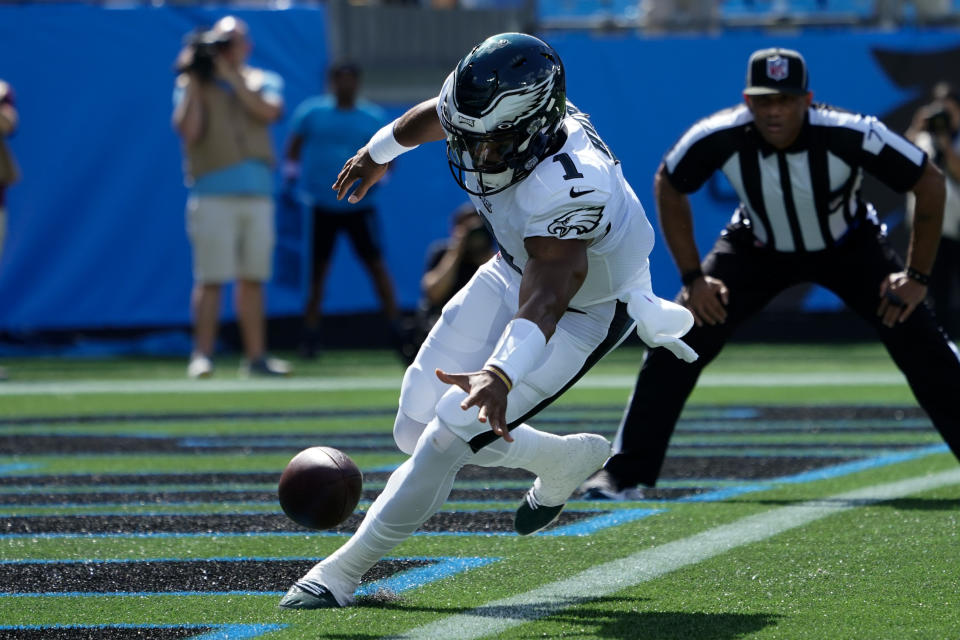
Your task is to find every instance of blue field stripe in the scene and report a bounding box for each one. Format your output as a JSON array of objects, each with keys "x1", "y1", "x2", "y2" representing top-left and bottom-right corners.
[
  {"x1": 539, "y1": 508, "x2": 664, "y2": 536},
  {"x1": 0, "y1": 556, "x2": 497, "y2": 600},
  {"x1": 0, "y1": 463, "x2": 39, "y2": 474},
  {"x1": 0, "y1": 555, "x2": 321, "y2": 565},
  {"x1": 673, "y1": 483, "x2": 774, "y2": 503},
  {"x1": 673, "y1": 418, "x2": 932, "y2": 432},
  {"x1": 178, "y1": 436, "x2": 396, "y2": 448},
  {"x1": 774, "y1": 444, "x2": 949, "y2": 484},
  {"x1": 664, "y1": 447, "x2": 937, "y2": 457},
  {"x1": 189, "y1": 624, "x2": 287, "y2": 640},
  {"x1": 367, "y1": 463, "x2": 403, "y2": 472},
  {"x1": 355, "y1": 556, "x2": 499, "y2": 596},
  {"x1": 0, "y1": 624, "x2": 286, "y2": 639},
  {"x1": 0, "y1": 445, "x2": 949, "y2": 544},
  {"x1": 647, "y1": 445, "x2": 951, "y2": 505},
  {"x1": 5, "y1": 590, "x2": 289, "y2": 598}
]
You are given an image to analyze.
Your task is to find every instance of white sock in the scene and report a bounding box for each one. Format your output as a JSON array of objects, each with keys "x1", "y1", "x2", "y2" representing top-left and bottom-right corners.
[
  {"x1": 299, "y1": 419, "x2": 471, "y2": 605},
  {"x1": 470, "y1": 423, "x2": 566, "y2": 479}
]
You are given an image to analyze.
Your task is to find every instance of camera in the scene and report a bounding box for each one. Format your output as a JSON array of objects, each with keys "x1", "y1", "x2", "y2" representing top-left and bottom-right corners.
[
  {"x1": 177, "y1": 29, "x2": 233, "y2": 81},
  {"x1": 925, "y1": 105, "x2": 954, "y2": 136}
]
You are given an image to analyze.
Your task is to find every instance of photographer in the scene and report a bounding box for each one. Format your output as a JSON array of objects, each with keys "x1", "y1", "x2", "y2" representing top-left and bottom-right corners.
[
  {"x1": 172, "y1": 16, "x2": 290, "y2": 378},
  {"x1": 398, "y1": 203, "x2": 495, "y2": 363},
  {"x1": 0, "y1": 78, "x2": 19, "y2": 382},
  {"x1": 907, "y1": 82, "x2": 960, "y2": 337}
]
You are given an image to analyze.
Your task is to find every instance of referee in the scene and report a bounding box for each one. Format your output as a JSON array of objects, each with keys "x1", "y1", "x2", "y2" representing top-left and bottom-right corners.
[{"x1": 582, "y1": 47, "x2": 960, "y2": 499}]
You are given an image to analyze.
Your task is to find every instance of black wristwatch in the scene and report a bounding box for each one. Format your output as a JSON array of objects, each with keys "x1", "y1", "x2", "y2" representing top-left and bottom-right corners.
[
  {"x1": 681, "y1": 267, "x2": 704, "y2": 287},
  {"x1": 906, "y1": 267, "x2": 931, "y2": 286}
]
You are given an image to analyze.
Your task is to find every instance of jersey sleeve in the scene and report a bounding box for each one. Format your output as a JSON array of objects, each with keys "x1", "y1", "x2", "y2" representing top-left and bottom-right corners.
[
  {"x1": 515, "y1": 143, "x2": 613, "y2": 243},
  {"x1": 525, "y1": 202, "x2": 609, "y2": 241},
  {"x1": 290, "y1": 99, "x2": 317, "y2": 136},
  {"x1": 662, "y1": 109, "x2": 743, "y2": 194},
  {"x1": 517, "y1": 175, "x2": 611, "y2": 242},
  {"x1": 851, "y1": 116, "x2": 927, "y2": 193}
]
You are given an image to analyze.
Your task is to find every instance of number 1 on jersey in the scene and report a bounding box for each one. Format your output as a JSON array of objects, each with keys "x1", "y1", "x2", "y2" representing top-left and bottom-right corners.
[{"x1": 553, "y1": 153, "x2": 584, "y2": 180}]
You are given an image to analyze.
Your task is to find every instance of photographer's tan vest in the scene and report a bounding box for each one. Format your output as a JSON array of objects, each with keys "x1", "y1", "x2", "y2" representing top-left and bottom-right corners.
[
  {"x1": 180, "y1": 66, "x2": 276, "y2": 183},
  {"x1": 0, "y1": 137, "x2": 18, "y2": 187}
]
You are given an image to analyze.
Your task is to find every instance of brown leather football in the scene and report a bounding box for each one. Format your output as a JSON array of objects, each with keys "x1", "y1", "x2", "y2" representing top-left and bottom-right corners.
[{"x1": 278, "y1": 446, "x2": 363, "y2": 530}]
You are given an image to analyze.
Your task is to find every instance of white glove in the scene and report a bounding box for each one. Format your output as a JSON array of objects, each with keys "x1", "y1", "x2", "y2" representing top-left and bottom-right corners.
[{"x1": 626, "y1": 289, "x2": 699, "y2": 363}]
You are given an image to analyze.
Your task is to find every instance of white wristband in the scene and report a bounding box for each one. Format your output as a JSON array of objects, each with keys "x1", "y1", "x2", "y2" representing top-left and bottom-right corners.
[
  {"x1": 484, "y1": 318, "x2": 547, "y2": 389},
  {"x1": 367, "y1": 121, "x2": 418, "y2": 165}
]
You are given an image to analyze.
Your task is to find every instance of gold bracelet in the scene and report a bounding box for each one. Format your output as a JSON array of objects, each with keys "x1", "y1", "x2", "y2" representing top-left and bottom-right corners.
[{"x1": 483, "y1": 366, "x2": 513, "y2": 391}]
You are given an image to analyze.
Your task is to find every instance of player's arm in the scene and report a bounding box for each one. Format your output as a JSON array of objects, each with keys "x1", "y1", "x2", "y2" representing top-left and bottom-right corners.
[
  {"x1": 878, "y1": 159, "x2": 946, "y2": 327},
  {"x1": 655, "y1": 164, "x2": 729, "y2": 326},
  {"x1": 333, "y1": 98, "x2": 445, "y2": 203},
  {"x1": 282, "y1": 133, "x2": 304, "y2": 187},
  {"x1": 422, "y1": 236, "x2": 467, "y2": 307},
  {"x1": 516, "y1": 236, "x2": 588, "y2": 339},
  {"x1": 0, "y1": 86, "x2": 17, "y2": 136},
  {"x1": 172, "y1": 75, "x2": 204, "y2": 145},
  {"x1": 214, "y1": 60, "x2": 283, "y2": 124},
  {"x1": 437, "y1": 237, "x2": 588, "y2": 440},
  {"x1": 286, "y1": 134, "x2": 303, "y2": 162}
]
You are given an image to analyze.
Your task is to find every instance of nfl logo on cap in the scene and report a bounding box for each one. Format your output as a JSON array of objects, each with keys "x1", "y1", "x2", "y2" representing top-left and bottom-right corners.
[
  {"x1": 745, "y1": 47, "x2": 808, "y2": 96},
  {"x1": 766, "y1": 56, "x2": 789, "y2": 81}
]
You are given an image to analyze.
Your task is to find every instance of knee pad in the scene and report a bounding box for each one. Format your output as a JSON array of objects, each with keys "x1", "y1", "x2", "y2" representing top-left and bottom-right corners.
[
  {"x1": 398, "y1": 363, "x2": 444, "y2": 425},
  {"x1": 393, "y1": 411, "x2": 426, "y2": 456},
  {"x1": 435, "y1": 388, "x2": 482, "y2": 441},
  {"x1": 417, "y1": 417, "x2": 466, "y2": 455}
]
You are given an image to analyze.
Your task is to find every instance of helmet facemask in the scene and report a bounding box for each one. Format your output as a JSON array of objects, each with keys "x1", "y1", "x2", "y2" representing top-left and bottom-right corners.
[
  {"x1": 444, "y1": 118, "x2": 553, "y2": 195},
  {"x1": 438, "y1": 33, "x2": 567, "y2": 197}
]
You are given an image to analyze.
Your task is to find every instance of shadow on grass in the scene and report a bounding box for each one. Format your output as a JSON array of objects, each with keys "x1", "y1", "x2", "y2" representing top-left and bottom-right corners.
[
  {"x1": 311, "y1": 595, "x2": 781, "y2": 640},
  {"x1": 527, "y1": 597, "x2": 780, "y2": 640}
]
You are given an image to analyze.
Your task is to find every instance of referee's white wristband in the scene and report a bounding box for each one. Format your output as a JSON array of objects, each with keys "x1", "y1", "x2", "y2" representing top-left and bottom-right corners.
[
  {"x1": 483, "y1": 318, "x2": 547, "y2": 390},
  {"x1": 367, "y1": 121, "x2": 419, "y2": 165}
]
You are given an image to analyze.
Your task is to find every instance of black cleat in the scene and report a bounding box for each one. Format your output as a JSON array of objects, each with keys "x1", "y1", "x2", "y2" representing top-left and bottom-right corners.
[
  {"x1": 278, "y1": 583, "x2": 341, "y2": 610},
  {"x1": 514, "y1": 489, "x2": 565, "y2": 535},
  {"x1": 579, "y1": 469, "x2": 642, "y2": 501}
]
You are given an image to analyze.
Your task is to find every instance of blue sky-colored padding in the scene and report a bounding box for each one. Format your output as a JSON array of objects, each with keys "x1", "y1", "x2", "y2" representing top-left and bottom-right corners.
[{"x1": 0, "y1": 10, "x2": 957, "y2": 331}]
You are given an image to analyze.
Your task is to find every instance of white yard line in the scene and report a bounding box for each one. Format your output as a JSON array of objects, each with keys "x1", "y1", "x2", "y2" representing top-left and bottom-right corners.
[
  {"x1": 0, "y1": 371, "x2": 905, "y2": 397},
  {"x1": 389, "y1": 468, "x2": 960, "y2": 640}
]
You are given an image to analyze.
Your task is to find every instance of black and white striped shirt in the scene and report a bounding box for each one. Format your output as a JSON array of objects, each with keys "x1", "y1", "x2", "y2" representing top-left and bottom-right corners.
[{"x1": 663, "y1": 103, "x2": 927, "y2": 252}]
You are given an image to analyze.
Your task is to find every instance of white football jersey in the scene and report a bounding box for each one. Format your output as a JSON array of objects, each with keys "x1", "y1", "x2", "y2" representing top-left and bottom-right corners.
[{"x1": 460, "y1": 107, "x2": 655, "y2": 308}]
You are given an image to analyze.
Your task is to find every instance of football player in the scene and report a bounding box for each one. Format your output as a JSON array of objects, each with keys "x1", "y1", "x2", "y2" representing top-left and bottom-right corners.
[{"x1": 279, "y1": 32, "x2": 696, "y2": 610}]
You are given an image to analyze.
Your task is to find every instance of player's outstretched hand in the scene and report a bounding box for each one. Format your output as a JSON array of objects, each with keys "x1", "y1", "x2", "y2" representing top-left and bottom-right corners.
[
  {"x1": 435, "y1": 368, "x2": 513, "y2": 442},
  {"x1": 877, "y1": 272, "x2": 926, "y2": 328},
  {"x1": 682, "y1": 275, "x2": 730, "y2": 326},
  {"x1": 332, "y1": 147, "x2": 388, "y2": 204}
]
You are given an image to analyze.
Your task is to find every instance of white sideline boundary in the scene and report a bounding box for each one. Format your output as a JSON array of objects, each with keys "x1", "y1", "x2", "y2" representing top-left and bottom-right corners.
[
  {"x1": 388, "y1": 468, "x2": 960, "y2": 640},
  {"x1": 0, "y1": 371, "x2": 905, "y2": 396}
]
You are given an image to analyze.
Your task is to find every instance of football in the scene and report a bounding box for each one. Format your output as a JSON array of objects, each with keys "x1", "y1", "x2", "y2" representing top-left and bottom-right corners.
[{"x1": 278, "y1": 446, "x2": 363, "y2": 530}]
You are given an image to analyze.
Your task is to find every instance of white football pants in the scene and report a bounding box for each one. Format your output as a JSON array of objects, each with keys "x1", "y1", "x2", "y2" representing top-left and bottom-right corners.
[
  {"x1": 300, "y1": 255, "x2": 634, "y2": 604},
  {"x1": 395, "y1": 255, "x2": 631, "y2": 452}
]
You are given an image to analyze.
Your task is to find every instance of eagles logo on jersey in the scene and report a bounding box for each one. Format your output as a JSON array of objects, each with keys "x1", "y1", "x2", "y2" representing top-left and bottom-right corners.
[
  {"x1": 547, "y1": 206, "x2": 604, "y2": 238},
  {"x1": 438, "y1": 33, "x2": 567, "y2": 196}
]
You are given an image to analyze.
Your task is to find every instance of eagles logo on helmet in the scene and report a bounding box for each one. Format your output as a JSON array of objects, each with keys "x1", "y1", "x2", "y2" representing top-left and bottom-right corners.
[{"x1": 439, "y1": 33, "x2": 567, "y2": 196}]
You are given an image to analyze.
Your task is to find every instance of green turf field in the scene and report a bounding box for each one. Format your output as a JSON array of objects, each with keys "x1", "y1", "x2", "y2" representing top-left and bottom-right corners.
[{"x1": 0, "y1": 343, "x2": 957, "y2": 639}]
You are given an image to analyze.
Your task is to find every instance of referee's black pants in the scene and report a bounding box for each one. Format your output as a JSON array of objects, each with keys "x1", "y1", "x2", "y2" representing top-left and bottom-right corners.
[{"x1": 607, "y1": 220, "x2": 960, "y2": 488}]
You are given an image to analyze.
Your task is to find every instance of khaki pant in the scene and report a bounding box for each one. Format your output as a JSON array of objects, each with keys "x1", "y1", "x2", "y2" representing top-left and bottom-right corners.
[{"x1": 186, "y1": 195, "x2": 275, "y2": 283}]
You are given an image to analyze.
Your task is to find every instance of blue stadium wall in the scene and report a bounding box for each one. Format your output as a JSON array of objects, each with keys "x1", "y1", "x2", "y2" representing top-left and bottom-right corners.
[{"x1": 0, "y1": 6, "x2": 957, "y2": 336}]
